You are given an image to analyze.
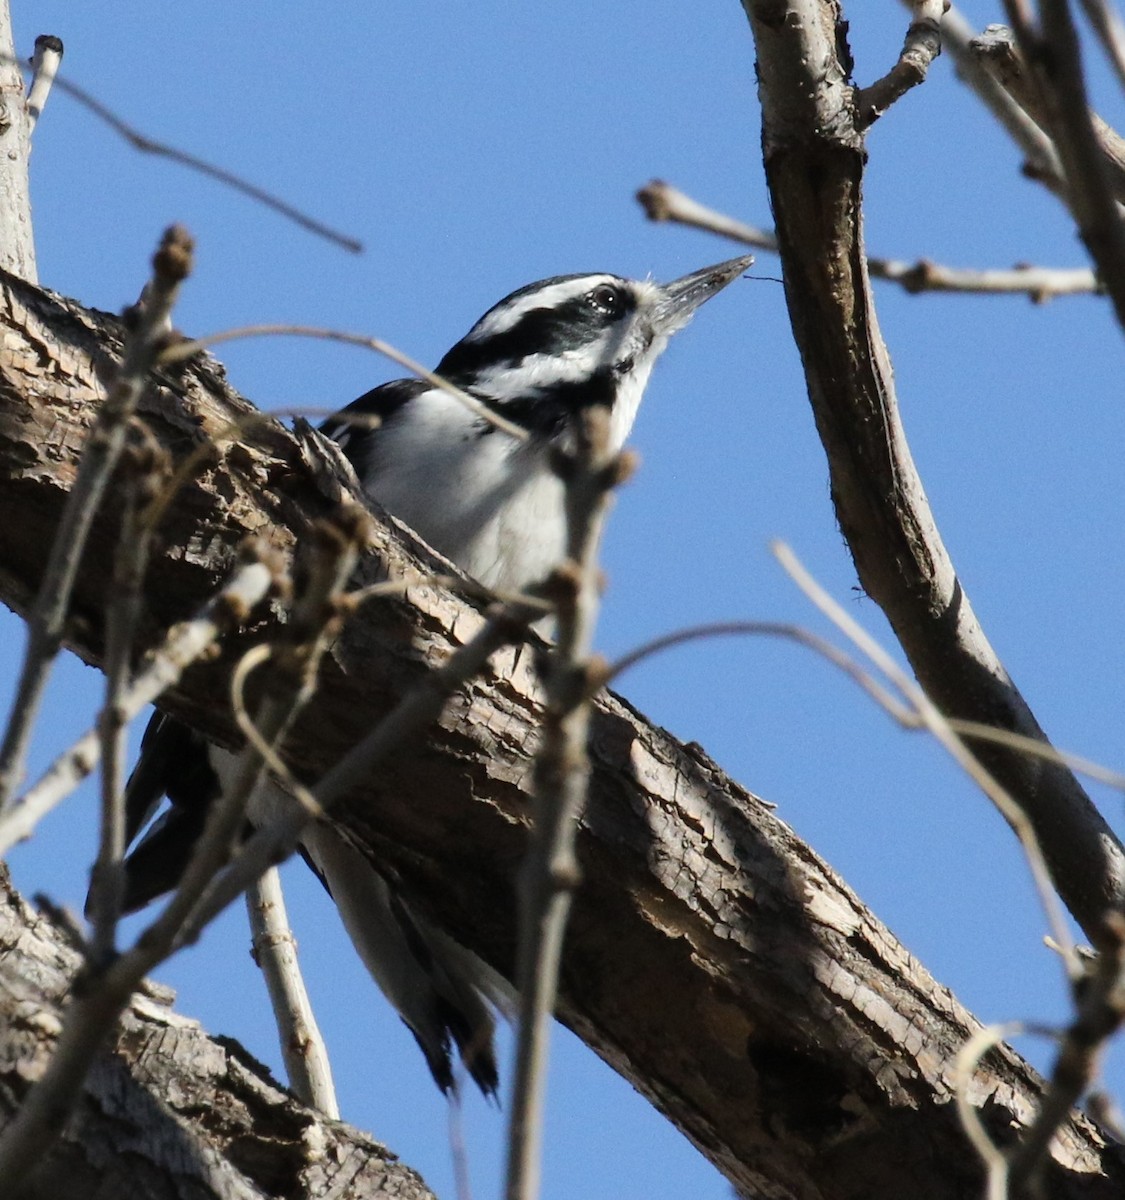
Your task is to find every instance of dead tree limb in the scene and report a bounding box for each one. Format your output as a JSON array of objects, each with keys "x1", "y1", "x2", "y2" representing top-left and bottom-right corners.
[{"x1": 0, "y1": 865, "x2": 436, "y2": 1200}]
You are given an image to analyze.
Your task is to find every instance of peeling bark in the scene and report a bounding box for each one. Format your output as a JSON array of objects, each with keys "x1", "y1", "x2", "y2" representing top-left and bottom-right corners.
[{"x1": 0, "y1": 866, "x2": 435, "y2": 1199}]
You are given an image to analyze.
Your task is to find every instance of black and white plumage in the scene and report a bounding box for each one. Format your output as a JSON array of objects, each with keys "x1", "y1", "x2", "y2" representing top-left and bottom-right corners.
[{"x1": 114, "y1": 256, "x2": 750, "y2": 1097}]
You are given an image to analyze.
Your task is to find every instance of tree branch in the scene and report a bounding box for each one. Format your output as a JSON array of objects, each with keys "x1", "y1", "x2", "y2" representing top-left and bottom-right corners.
[
  {"x1": 854, "y1": 0, "x2": 945, "y2": 129},
  {"x1": 0, "y1": 270, "x2": 1122, "y2": 1199},
  {"x1": 738, "y1": 0, "x2": 1125, "y2": 948},
  {"x1": 968, "y1": 24, "x2": 1125, "y2": 207},
  {"x1": 0, "y1": 865, "x2": 435, "y2": 1199},
  {"x1": 637, "y1": 178, "x2": 1100, "y2": 299},
  {"x1": 0, "y1": 8, "x2": 35, "y2": 280}
]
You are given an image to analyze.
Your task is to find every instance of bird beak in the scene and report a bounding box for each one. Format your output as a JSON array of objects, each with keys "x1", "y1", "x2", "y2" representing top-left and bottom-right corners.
[{"x1": 652, "y1": 255, "x2": 754, "y2": 335}]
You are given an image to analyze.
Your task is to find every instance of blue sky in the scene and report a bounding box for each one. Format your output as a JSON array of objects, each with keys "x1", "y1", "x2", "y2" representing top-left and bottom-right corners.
[{"x1": 5, "y1": 3, "x2": 1125, "y2": 1197}]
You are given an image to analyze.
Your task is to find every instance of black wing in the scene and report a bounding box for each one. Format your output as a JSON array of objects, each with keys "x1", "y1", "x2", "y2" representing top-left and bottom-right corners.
[
  {"x1": 318, "y1": 378, "x2": 429, "y2": 481},
  {"x1": 113, "y1": 378, "x2": 421, "y2": 911}
]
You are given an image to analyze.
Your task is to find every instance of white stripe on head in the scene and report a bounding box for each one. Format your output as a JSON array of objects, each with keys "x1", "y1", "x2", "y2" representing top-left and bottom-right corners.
[
  {"x1": 468, "y1": 336, "x2": 618, "y2": 397},
  {"x1": 464, "y1": 274, "x2": 621, "y2": 342}
]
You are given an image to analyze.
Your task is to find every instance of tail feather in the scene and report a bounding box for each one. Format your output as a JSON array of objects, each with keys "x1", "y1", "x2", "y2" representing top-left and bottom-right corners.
[
  {"x1": 299, "y1": 821, "x2": 502, "y2": 1097},
  {"x1": 109, "y1": 711, "x2": 504, "y2": 1098}
]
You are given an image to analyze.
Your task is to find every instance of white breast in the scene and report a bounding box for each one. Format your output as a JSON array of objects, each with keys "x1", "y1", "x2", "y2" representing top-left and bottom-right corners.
[{"x1": 363, "y1": 389, "x2": 569, "y2": 592}]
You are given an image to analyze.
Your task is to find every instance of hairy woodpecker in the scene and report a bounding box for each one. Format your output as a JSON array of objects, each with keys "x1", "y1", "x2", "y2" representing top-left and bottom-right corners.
[{"x1": 115, "y1": 255, "x2": 750, "y2": 1098}]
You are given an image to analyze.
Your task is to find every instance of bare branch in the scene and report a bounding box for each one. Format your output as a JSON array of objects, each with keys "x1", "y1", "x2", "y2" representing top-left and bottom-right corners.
[
  {"x1": 180, "y1": 591, "x2": 543, "y2": 949},
  {"x1": 155, "y1": 511, "x2": 365, "y2": 954},
  {"x1": 741, "y1": 0, "x2": 1125, "y2": 946},
  {"x1": 1010, "y1": 913, "x2": 1125, "y2": 1192},
  {"x1": 868, "y1": 255, "x2": 1100, "y2": 297},
  {"x1": 161, "y1": 323, "x2": 532, "y2": 442},
  {"x1": 773, "y1": 542, "x2": 1079, "y2": 977},
  {"x1": 0, "y1": 225, "x2": 193, "y2": 807},
  {"x1": 637, "y1": 178, "x2": 1099, "y2": 299},
  {"x1": 0, "y1": 13, "x2": 36, "y2": 280},
  {"x1": 0, "y1": 550, "x2": 279, "y2": 858},
  {"x1": 607, "y1": 620, "x2": 1125, "y2": 793},
  {"x1": 504, "y1": 417, "x2": 631, "y2": 1200},
  {"x1": 933, "y1": 4, "x2": 1069, "y2": 191},
  {"x1": 637, "y1": 179, "x2": 779, "y2": 251},
  {"x1": 0, "y1": 865, "x2": 434, "y2": 1198},
  {"x1": 1077, "y1": 0, "x2": 1125, "y2": 90},
  {"x1": 1015, "y1": 0, "x2": 1125, "y2": 329},
  {"x1": 0, "y1": 508, "x2": 370, "y2": 1188},
  {"x1": 42, "y1": 69, "x2": 361, "y2": 253},
  {"x1": 970, "y1": 24, "x2": 1125, "y2": 205},
  {"x1": 855, "y1": 0, "x2": 947, "y2": 129},
  {"x1": 247, "y1": 867, "x2": 340, "y2": 1117},
  {"x1": 954, "y1": 1022, "x2": 1029, "y2": 1200},
  {"x1": 25, "y1": 34, "x2": 62, "y2": 132},
  {"x1": 87, "y1": 436, "x2": 170, "y2": 964}
]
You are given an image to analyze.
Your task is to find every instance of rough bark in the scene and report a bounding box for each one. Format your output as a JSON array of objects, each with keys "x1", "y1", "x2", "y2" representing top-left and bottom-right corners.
[
  {"x1": 0, "y1": 273, "x2": 1123, "y2": 1197},
  {"x1": 0, "y1": 865, "x2": 436, "y2": 1199},
  {"x1": 740, "y1": 0, "x2": 1125, "y2": 944}
]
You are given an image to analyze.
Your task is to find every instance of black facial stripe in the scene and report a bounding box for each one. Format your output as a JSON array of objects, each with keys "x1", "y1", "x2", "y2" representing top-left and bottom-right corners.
[
  {"x1": 475, "y1": 369, "x2": 618, "y2": 439},
  {"x1": 438, "y1": 289, "x2": 637, "y2": 384}
]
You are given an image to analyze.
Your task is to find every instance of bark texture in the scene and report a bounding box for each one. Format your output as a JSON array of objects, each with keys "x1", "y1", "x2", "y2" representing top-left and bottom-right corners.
[
  {"x1": 0, "y1": 272, "x2": 1122, "y2": 1198},
  {"x1": 0, "y1": 865, "x2": 435, "y2": 1199},
  {"x1": 740, "y1": 0, "x2": 1125, "y2": 944}
]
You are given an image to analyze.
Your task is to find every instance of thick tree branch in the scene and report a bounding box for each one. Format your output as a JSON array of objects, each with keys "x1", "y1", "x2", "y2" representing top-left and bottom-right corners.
[
  {"x1": 0, "y1": 271, "x2": 1122, "y2": 1198},
  {"x1": 738, "y1": 0, "x2": 1125, "y2": 948},
  {"x1": 0, "y1": 865, "x2": 436, "y2": 1200}
]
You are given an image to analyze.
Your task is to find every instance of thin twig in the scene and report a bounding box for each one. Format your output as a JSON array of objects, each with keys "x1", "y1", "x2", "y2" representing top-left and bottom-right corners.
[
  {"x1": 772, "y1": 541, "x2": 1081, "y2": 980},
  {"x1": 1078, "y1": 0, "x2": 1125, "y2": 90},
  {"x1": 246, "y1": 867, "x2": 339, "y2": 1116},
  {"x1": 160, "y1": 324, "x2": 532, "y2": 443},
  {"x1": 39, "y1": 69, "x2": 360, "y2": 253},
  {"x1": 0, "y1": 550, "x2": 279, "y2": 858},
  {"x1": 1009, "y1": 912, "x2": 1125, "y2": 1192},
  {"x1": 909, "y1": 3, "x2": 1069, "y2": 191},
  {"x1": 855, "y1": 0, "x2": 946, "y2": 129},
  {"x1": 148, "y1": 510, "x2": 367, "y2": 960},
  {"x1": 868, "y1": 256, "x2": 1099, "y2": 297},
  {"x1": 178, "y1": 592, "x2": 543, "y2": 953},
  {"x1": 606, "y1": 621, "x2": 1125, "y2": 792},
  {"x1": 88, "y1": 436, "x2": 170, "y2": 964},
  {"x1": 228, "y1": 644, "x2": 324, "y2": 822},
  {"x1": 1019, "y1": 0, "x2": 1125, "y2": 329},
  {"x1": 0, "y1": 509, "x2": 368, "y2": 1188},
  {"x1": 0, "y1": 225, "x2": 193, "y2": 808},
  {"x1": 636, "y1": 180, "x2": 779, "y2": 251},
  {"x1": 954, "y1": 1022, "x2": 1027, "y2": 1200},
  {"x1": 504, "y1": 414, "x2": 632, "y2": 1200},
  {"x1": 24, "y1": 34, "x2": 62, "y2": 132},
  {"x1": 637, "y1": 179, "x2": 1099, "y2": 299},
  {"x1": 969, "y1": 24, "x2": 1125, "y2": 206},
  {"x1": 606, "y1": 620, "x2": 909, "y2": 714}
]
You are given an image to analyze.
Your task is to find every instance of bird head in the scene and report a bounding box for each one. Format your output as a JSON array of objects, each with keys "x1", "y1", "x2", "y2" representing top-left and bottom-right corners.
[{"x1": 435, "y1": 255, "x2": 752, "y2": 446}]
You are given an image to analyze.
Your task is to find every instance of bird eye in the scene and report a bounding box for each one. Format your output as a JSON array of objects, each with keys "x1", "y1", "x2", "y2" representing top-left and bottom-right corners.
[{"x1": 588, "y1": 285, "x2": 623, "y2": 315}]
